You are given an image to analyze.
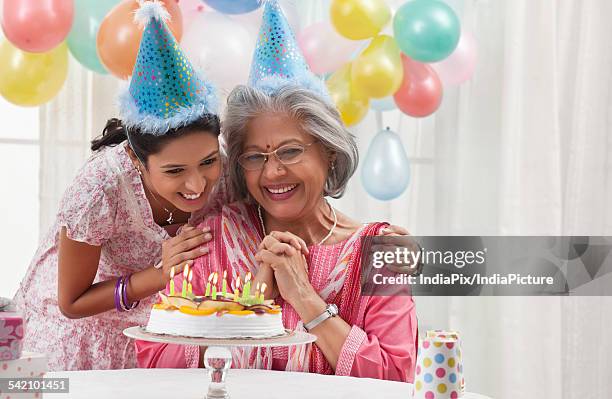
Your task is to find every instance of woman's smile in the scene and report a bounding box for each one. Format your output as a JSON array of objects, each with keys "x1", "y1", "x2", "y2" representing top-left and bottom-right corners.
[
  {"x1": 178, "y1": 191, "x2": 206, "y2": 206},
  {"x1": 263, "y1": 183, "x2": 300, "y2": 201}
]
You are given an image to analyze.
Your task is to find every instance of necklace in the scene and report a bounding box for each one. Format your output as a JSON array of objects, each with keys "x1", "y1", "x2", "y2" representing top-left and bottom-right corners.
[
  {"x1": 142, "y1": 181, "x2": 176, "y2": 225},
  {"x1": 257, "y1": 199, "x2": 338, "y2": 246}
]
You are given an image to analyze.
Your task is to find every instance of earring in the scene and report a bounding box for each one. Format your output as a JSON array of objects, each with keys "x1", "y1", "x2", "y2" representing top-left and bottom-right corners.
[
  {"x1": 136, "y1": 166, "x2": 142, "y2": 176},
  {"x1": 330, "y1": 162, "x2": 336, "y2": 172}
]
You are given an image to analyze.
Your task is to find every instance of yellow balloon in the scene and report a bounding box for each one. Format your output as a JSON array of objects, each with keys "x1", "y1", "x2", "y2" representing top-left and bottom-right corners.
[
  {"x1": 351, "y1": 35, "x2": 403, "y2": 99},
  {"x1": 330, "y1": 0, "x2": 391, "y2": 40},
  {"x1": 0, "y1": 41, "x2": 69, "y2": 107},
  {"x1": 327, "y1": 63, "x2": 369, "y2": 127}
]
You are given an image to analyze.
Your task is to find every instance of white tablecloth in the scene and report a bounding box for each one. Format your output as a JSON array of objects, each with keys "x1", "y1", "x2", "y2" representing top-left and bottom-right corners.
[{"x1": 46, "y1": 369, "x2": 491, "y2": 399}]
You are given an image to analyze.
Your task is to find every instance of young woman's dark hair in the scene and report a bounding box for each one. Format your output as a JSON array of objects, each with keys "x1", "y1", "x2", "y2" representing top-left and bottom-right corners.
[{"x1": 90, "y1": 115, "x2": 221, "y2": 166}]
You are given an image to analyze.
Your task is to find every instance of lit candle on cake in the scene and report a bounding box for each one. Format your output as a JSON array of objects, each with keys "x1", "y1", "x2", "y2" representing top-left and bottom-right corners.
[
  {"x1": 255, "y1": 282, "x2": 260, "y2": 298},
  {"x1": 169, "y1": 266, "x2": 176, "y2": 296},
  {"x1": 181, "y1": 264, "x2": 190, "y2": 297},
  {"x1": 234, "y1": 277, "x2": 241, "y2": 301},
  {"x1": 205, "y1": 273, "x2": 213, "y2": 297},
  {"x1": 187, "y1": 268, "x2": 193, "y2": 295},
  {"x1": 242, "y1": 272, "x2": 252, "y2": 300},
  {"x1": 222, "y1": 270, "x2": 227, "y2": 297},
  {"x1": 259, "y1": 283, "x2": 267, "y2": 303},
  {"x1": 212, "y1": 272, "x2": 218, "y2": 300}
]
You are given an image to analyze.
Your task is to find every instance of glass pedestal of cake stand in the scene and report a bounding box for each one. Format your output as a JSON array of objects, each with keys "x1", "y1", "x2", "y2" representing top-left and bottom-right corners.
[{"x1": 124, "y1": 326, "x2": 317, "y2": 399}]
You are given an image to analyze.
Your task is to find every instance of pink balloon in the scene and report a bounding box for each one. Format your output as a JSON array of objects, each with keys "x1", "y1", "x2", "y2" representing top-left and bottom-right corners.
[
  {"x1": 298, "y1": 21, "x2": 365, "y2": 75},
  {"x1": 1, "y1": 0, "x2": 73, "y2": 53},
  {"x1": 432, "y1": 30, "x2": 477, "y2": 86},
  {"x1": 394, "y1": 54, "x2": 443, "y2": 118}
]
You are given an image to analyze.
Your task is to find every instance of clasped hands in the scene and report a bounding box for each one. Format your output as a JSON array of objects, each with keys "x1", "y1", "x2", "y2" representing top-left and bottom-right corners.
[{"x1": 253, "y1": 225, "x2": 411, "y2": 307}]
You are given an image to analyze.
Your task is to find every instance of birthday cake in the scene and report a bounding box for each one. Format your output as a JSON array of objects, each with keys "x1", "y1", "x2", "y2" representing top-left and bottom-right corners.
[{"x1": 146, "y1": 271, "x2": 285, "y2": 339}]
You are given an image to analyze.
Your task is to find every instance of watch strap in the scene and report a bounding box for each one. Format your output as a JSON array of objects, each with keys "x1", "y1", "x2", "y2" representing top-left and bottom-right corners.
[{"x1": 304, "y1": 304, "x2": 337, "y2": 331}]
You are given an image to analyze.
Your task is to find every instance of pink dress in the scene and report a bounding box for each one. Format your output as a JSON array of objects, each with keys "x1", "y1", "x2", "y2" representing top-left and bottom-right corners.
[
  {"x1": 13, "y1": 142, "x2": 174, "y2": 371},
  {"x1": 136, "y1": 202, "x2": 418, "y2": 382}
]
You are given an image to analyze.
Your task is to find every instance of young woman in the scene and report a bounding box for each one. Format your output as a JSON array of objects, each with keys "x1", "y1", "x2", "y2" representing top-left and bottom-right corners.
[
  {"x1": 13, "y1": 1, "x2": 223, "y2": 370},
  {"x1": 13, "y1": 115, "x2": 222, "y2": 370}
]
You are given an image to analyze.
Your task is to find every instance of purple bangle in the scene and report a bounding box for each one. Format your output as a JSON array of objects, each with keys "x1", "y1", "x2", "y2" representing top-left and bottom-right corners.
[
  {"x1": 114, "y1": 277, "x2": 124, "y2": 312},
  {"x1": 122, "y1": 274, "x2": 140, "y2": 311}
]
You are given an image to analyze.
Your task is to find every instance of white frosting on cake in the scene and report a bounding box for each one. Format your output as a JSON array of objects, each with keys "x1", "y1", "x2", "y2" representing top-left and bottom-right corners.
[{"x1": 146, "y1": 308, "x2": 285, "y2": 338}]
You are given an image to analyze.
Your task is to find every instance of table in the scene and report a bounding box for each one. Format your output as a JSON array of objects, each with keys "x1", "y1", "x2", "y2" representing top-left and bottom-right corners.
[{"x1": 46, "y1": 368, "x2": 492, "y2": 399}]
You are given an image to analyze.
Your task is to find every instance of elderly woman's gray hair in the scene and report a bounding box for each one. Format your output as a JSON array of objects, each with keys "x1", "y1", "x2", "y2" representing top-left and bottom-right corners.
[{"x1": 223, "y1": 85, "x2": 359, "y2": 200}]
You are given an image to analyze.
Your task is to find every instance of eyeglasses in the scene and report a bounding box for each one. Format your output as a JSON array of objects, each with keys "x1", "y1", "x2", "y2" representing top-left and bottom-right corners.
[{"x1": 238, "y1": 142, "x2": 316, "y2": 171}]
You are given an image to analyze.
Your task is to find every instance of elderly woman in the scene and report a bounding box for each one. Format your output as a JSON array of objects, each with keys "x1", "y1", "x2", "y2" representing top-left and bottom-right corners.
[{"x1": 136, "y1": 85, "x2": 418, "y2": 381}]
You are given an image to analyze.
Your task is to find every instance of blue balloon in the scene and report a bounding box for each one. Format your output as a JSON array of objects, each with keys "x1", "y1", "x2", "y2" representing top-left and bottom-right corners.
[
  {"x1": 370, "y1": 96, "x2": 396, "y2": 112},
  {"x1": 361, "y1": 128, "x2": 410, "y2": 201},
  {"x1": 202, "y1": 0, "x2": 262, "y2": 14},
  {"x1": 393, "y1": 0, "x2": 461, "y2": 62}
]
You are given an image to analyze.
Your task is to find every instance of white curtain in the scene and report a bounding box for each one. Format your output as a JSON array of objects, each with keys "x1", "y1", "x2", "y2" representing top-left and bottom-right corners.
[
  {"x1": 38, "y1": 0, "x2": 612, "y2": 397},
  {"x1": 39, "y1": 59, "x2": 121, "y2": 235},
  {"x1": 332, "y1": 0, "x2": 612, "y2": 398}
]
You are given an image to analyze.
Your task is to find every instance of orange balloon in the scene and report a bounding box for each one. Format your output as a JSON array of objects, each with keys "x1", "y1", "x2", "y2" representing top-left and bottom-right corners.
[
  {"x1": 96, "y1": 0, "x2": 183, "y2": 79},
  {"x1": 393, "y1": 54, "x2": 443, "y2": 118}
]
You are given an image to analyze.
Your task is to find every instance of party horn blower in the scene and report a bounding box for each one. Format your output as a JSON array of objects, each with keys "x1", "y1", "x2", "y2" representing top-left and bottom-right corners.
[
  {"x1": 426, "y1": 330, "x2": 465, "y2": 395},
  {"x1": 413, "y1": 336, "x2": 462, "y2": 399}
]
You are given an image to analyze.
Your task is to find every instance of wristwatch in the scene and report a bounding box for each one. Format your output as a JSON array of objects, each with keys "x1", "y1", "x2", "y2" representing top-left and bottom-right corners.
[{"x1": 304, "y1": 304, "x2": 339, "y2": 332}]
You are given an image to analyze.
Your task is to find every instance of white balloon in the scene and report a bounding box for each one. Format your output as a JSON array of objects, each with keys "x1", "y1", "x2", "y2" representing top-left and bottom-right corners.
[
  {"x1": 178, "y1": 0, "x2": 207, "y2": 27},
  {"x1": 181, "y1": 11, "x2": 255, "y2": 97}
]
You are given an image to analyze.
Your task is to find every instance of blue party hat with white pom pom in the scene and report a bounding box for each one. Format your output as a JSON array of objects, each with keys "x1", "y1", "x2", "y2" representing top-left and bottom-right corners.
[
  {"x1": 118, "y1": 0, "x2": 218, "y2": 135},
  {"x1": 248, "y1": 0, "x2": 330, "y2": 102}
]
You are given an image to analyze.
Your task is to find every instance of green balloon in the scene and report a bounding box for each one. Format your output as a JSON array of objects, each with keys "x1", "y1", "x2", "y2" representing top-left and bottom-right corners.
[
  {"x1": 393, "y1": 0, "x2": 461, "y2": 63},
  {"x1": 67, "y1": 0, "x2": 118, "y2": 74}
]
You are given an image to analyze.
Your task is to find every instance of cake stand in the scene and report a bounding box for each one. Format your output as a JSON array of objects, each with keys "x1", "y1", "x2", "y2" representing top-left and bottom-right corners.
[{"x1": 124, "y1": 326, "x2": 316, "y2": 399}]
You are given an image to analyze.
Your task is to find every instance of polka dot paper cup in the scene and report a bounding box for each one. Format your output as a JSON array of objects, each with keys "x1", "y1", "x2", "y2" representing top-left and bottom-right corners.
[
  {"x1": 426, "y1": 330, "x2": 465, "y2": 395},
  {"x1": 413, "y1": 337, "x2": 462, "y2": 399}
]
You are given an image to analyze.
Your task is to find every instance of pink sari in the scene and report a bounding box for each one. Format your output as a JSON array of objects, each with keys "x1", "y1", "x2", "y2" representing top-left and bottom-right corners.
[{"x1": 137, "y1": 201, "x2": 418, "y2": 381}]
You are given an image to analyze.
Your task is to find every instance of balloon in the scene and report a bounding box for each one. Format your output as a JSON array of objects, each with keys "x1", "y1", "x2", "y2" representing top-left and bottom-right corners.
[
  {"x1": 1, "y1": 0, "x2": 73, "y2": 53},
  {"x1": 298, "y1": 21, "x2": 365, "y2": 75},
  {"x1": 327, "y1": 63, "x2": 369, "y2": 127},
  {"x1": 230, "y1": 0, "x2": 300, "y2": 37},
  {"x1": 351, "y1": 35, "x2": 403, "y2": 99},
  {"x1": 393, "y1": 0, "x2": 460, "y2": 62},
  {"x1": 0, "y1": 41, "x2": 69, "y2": 106},
  {"x1": 393, "y1": 54, "x2": 443, "y2": 118},
  {"x1": 178, "y1": 0, "x2": 207, "y2": 27},
  {"x1": 362, "y1": 128, "x2": 410, "y2": 200},
  {"x1": 67, "y1": 0, "x2": 118, "y2": 74},
  {"x1": 432, "y1": 30, "x2": 477, "y2": 86},
  {"x1": 97, "y1": 0, "x2": 183, "y2": 79},
  {"x1": 181, "y1": 12, "x2": 255, "y2": 95},
  {"x1": 388, "y1": 0, "x2": 464, "y2": 16},
  {"x1": 370, "y1": 96, "x2": 396, "y2": 112},
  {"x1": 202, "y1": 0, "x2": 262, "y2": 15},
  {"x1": 330, "y1": 0, "x2": 391, "y2": 40}
]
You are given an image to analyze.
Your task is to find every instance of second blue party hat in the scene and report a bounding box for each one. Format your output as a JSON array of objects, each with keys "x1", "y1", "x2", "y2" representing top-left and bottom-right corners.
[{"x1": 248, "y1": 0, "x2": 330, "y2": 102}]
